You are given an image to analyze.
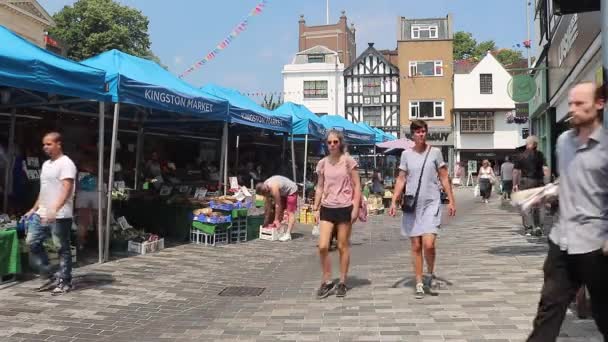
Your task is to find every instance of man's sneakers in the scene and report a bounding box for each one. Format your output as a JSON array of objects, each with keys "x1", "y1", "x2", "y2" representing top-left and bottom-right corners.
[
  {"x1": 50, "y1": 279, "x2": 73, "y2": 296},
  {"x1": 415, "y1": 282, "x2": 425, "y2": 299},
  {"x1": 279, "y1": 233, "x2": 292, "y2": 242},
  {"x1": 37, "y1": 276, "x2": 58, "y2": 292},
  {"x1": 316, "y1": 280, "x2": 335, "y2": 299}
]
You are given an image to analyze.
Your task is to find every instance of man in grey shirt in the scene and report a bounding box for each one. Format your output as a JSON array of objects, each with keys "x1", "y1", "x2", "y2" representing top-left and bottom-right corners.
[
  {"x1": 499, "y1": 156, "x2": 514, "y2": 200},
  {"x1": 527, "y1": 82, "x2": 608, "y2": 341}
]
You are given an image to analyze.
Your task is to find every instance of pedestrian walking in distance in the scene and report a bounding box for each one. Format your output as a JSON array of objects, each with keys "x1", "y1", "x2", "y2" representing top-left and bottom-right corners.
[
  {"x1": 389, "y1": 120, "x2": 456, "y2": 299},
  {"x1": 500, "y1": 156, "x2": 514, "y2": 200},
  {"x1": 513, "y1": 135, "x2": 546, "y2": 236},
  {"x1": 313, "y1": 130, "x2": 362, "y2": 299},
  {"x1": 25, "y1": 132, "x2": 77, "y2": 295},
  {"x1": 478, "y1": 159, "x2": 496, "y2": 203},
  {"x1": 527, "y1": 81, "x2": 608, "y2": 341}
]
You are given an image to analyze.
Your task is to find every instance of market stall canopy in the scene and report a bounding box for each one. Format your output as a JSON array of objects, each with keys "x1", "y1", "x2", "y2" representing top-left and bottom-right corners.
[
  {"x1": 373, "y1": 127, "x2": 396, "y2": 142},
  {"x1": 376, "y1": 137, "x2": 414, "y2": 150},
  {"x1": 200, "y1": 84, "x2": 292, "y2": 133},
  {"x1": 356, "y1": 122, "x2": 395, "y2": 143},
  {"x1": 82, "y1": 50, "x2": 228, "y2": 120},
  {"x1": 273, "y1": 102, "x2": 326, "y2": 139},
  {"x1": 0, "y1": 25, "x2": 108, "y2": 102},
  {"x1": 319, "y1": 115, "x2": 375, "y2": 145}
]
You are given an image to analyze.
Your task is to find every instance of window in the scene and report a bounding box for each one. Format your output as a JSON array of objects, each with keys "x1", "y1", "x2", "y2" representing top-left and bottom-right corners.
[
  {"x1": 303, "y1": 81, "x2": 328, "y2": 99},
  {"x1": 460, "y1": 111, "x2": 495, "y2": 133},
  {"x1": 362, "y1": 77, "x2": 381, "y2": 96},
  {"x1": 480, "y1": 74, "x2": 493, "y2": 94},
  {"x1": 409, "y1": 61, "x2": 443, "y2": 77},
  {"x1": 363, "y1": 107, "x2": 382, "y2": 127},
  {"x1": 410, "y1": 100, "x2": 444, "y2": 119},
  {"x1": 411, "y1": 24, "x2": 438, "y2": 39},
  {"x1": 307, "y1": 54, "x2": 325, "y2": 63}
]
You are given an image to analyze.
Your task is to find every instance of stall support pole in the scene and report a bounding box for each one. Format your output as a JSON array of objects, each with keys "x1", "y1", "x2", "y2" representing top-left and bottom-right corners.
[
  {"x1": 104, "y1": 103, "x2": 120, "y2": 262},
  {"x1": 134, "y1": 126, "x2": 144, "y2": 190},
  {"x1": 218, "y1": 125, "x2": 226, "y2": 191},
  {"x1": 3, "y1": 108, "x2": 15, "y2": 213},
  {"x1": 302, "y1": 134, "x2": 308, "y2": 201},
  {"x1": 97, "y1": 102, "x2": 105, "y2": 264},
  {"x1": 602, "y1": 0, "x2": 607, "y2": 126},
  {"x1": 290, "y1": 133, "x2": 296, "y2": 182},
  {"x1": 223, "y1": 122, "x2": 228, "y2": 195},
  {"x1": 373, "y1": 145, "x2": 377, "y2": 169}
]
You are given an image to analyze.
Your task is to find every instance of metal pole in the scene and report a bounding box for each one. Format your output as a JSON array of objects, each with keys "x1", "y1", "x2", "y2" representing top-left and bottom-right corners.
[
  {"x1": 326, "y1": 0, "x2": 329, "y2": 24},
  {"x1": 526, "y1": 0, "x2": 531, "y2": 68},
  {"x1": 373, "y1": 145, "x2": 377, "y2": 169},
  {"x1": 223, "y1": 122, "x2": 228, "y2": 195},
  {"x1": 3, "y1": 108, "x2": 15, "y2": 213},
  {"x1": 134, "y1": 126, "x2": 144, "y2": 190},
  {"x1": 302, "y1": 134, "x2": 308, "y2": 201},
  {"x1": 104, "y1": 103, "x2": 120, "y2": 262},
  {"x1": 97, "y1": 102, "x2": 105, "y2": 264},
  {"x1": 602, "y1": 0, "x2": 608, "y2": 126},
  {"x1": 219, "y1": 124, "x2": 226, "y2": 191},
  {"x1": 291, "y1": 133, "x2": 296, "y2": 181}
]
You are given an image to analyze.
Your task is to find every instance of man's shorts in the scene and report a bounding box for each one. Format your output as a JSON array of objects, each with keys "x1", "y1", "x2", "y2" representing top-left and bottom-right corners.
[
  {"x1": 281, "y1": 193, "x2": 298, "y2": 213},
  {"x1": 76, "y1": 191, "x2": 105, "y2": 209}
]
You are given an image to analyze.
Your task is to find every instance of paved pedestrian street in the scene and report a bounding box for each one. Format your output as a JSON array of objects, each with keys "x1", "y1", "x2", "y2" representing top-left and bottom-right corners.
[{"x1": 0, "y1": 190, "x2": 602, "y2": 342}]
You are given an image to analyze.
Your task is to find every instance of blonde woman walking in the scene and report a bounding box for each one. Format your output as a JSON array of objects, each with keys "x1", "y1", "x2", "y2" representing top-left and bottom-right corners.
[{"x1": 313, "y1": 130, "x2": 361, "y2": 299}]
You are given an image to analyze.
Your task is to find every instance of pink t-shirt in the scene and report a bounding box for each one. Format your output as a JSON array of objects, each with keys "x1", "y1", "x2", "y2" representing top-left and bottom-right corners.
[{"x1": 316, "y1": 155, "x2": 358, "y2": 208}]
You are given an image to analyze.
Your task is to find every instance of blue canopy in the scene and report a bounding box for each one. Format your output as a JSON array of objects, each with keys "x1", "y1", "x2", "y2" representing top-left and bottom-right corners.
[
  {"x1": 273, "y1": 102, "x2": 326, "y2": 139},
  {"x1": 82, "y1": 50, "x2": 228, "y2": 120},
  {"x1": 356, "y1": 122, "x2": 396, "y2": 143},
  {"x1": 320, "y1": 115, "x2": 375, "y2": 145},
  {"x1": 0, "y1": 25, "x2": 108, "y2": 101},
  {"x1": 374, "y1": 127, "x2": 396, "y2": 141},
  {"x1": 200, "y1": 84, "x2": 292, "y2": 133}
]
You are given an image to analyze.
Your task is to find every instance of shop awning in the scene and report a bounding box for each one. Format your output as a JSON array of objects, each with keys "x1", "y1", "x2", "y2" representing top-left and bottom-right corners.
[
  {"x1": 319, "y1": 115, "x2": 375, "y2": 145},
  {"x1": 200, "y1": 84, "x2": 292, "y2": 133},
  {"x1": 82, "y1": 50, "x2": 228, "y2": 120},
  {"x1": 356, "y1": 122, "x2": 395, "y2": 143},
  {"x1": 376, "y1": 137, "x2": 414, "y2": 150},
  {"x1": 374, "y1": 127, "x2": 396, "y2": 142},
  {"x1": 273, "y1": 102, "x2": 326, "y2": 139},
  {"x1": 0, "y1": 25, "x2": 108, "y2": 102}
]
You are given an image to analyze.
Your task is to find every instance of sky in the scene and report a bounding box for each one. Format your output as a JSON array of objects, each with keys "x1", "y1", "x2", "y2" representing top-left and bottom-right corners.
[{"x1": 39, "y1": 0, "x2": 534, "y2": 97}]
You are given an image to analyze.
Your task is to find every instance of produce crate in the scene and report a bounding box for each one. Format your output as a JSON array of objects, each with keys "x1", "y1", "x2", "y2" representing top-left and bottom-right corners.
[
  {"x1": 247, "y1": 215, "x2": 263, "y2": 241},
  {"x1": 193, "y1": 214, "x2": 232, "y2": 224},
  {"x1": 191, "y1": 222, "x2": 230, "y2": 246},
  {"x1": 231, "y1": 208, "x2": 248, "y2": 219},
  {"x1": 230, "y1": 216, "x2": 247, "y2": 243},
  {"x1": 259, "y1": 226, "x2": 281, "y2": 241},
  {"x1": 192, "y1": 221, "x2": 230, "y2": 235},
  {"x1": 127, "y1": 239, "x2": 164, "y2": 255}
]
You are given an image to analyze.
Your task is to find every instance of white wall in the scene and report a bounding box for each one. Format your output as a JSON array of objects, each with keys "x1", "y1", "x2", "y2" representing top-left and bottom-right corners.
[
  {"x1": 454, "y1": 52, "x2": 515, "y2": 109},
  {"x1": 454, "y1": 111, "x2": 527, "y2": 151},
  {"x1": 282, "y1": 63, "x2": 345, "y2": 116}
]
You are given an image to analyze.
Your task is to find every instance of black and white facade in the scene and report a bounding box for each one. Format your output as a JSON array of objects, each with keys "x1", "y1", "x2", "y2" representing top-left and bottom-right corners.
[{"x1": 344, "y1": 43, "x2": 400, "y2": 135}]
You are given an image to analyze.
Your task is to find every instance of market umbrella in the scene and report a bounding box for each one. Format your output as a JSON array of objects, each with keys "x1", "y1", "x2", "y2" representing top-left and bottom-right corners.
[{"x1": 376, "y1": 138, "x2": 414, "y2": 150}]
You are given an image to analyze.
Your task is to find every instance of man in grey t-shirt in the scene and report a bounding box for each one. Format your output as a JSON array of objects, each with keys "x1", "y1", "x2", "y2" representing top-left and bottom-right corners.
[
  {"x1": 256, "y1": 175, "x2": 298, "y2": 241},
  {"x1": 527, "y1": 82, "x2": 608, "y2": 341}
]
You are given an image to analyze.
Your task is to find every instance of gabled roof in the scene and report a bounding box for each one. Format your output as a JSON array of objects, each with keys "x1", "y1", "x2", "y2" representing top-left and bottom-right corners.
[
  {"x1": 2, "y1": 0, "x2": 55, "y2": 27},
  {"x1": 297, "y1": 45, "x2": 337, "y2": 56},
  {"x1": 344, "y1": 43, "x2": 399, "y2": 74}
]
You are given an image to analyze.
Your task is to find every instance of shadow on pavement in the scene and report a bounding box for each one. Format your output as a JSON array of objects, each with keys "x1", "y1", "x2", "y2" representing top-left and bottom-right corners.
[
  {"x1": 488, "y1": 244, "x2": 548, "y2": 256},
  {"x1": 73, "y1": 273, "x2": 115, "y2": 291},
  {"x1": 344, "y1": 276, "x2": 371, "y2": 289}
]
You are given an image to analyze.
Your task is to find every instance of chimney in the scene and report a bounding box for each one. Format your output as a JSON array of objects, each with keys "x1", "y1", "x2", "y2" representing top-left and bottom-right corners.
[
  {"x1": 298, "y1": 14, "x2": 306, "y2": 51},
  {"x1": 340, "y1": 10, "x2": 347, "y2": 24}
]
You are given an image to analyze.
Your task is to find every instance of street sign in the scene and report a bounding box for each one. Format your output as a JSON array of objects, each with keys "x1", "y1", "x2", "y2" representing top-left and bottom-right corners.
[{"x1": 508, "y1": 75, "x2": 537, "y2": 102}]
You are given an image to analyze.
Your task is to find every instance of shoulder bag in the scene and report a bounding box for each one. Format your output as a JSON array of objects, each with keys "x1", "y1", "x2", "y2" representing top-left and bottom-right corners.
[{"x1": 401, "y1": 147, "x2": 431, "y2": 213}]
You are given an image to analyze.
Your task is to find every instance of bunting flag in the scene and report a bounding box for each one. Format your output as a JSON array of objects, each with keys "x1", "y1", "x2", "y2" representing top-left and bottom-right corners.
[{"x1": 179, "y1": 0, "x2": 268, "y2": 78}]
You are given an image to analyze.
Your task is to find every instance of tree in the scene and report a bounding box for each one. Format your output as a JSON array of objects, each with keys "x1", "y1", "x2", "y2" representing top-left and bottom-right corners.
[
  {"x1": 453, "y1": 31, "x2": 477, "y2": 60},
  {"x1": 50, "y1": 0, "x2": 158, "y2": 62},
  {"x1": 453, "y1": 31, "x2": 524, "y2": 66},
  {"x1": 261, "y1": 94, "x2": 283, "y2": 110}
]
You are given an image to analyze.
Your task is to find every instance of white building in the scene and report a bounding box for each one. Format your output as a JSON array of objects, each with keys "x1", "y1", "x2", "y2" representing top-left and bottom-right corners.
[
  {"x1": 453, "y1": 52, "x2": 527, "y2": 172},
  {"x1": 282, "y1": 45, "x2": 345, "y2": 116}
]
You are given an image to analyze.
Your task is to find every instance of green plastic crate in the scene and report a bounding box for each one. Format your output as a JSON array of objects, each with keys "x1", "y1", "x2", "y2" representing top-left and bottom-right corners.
[
  {"x1": 231, "y1": 208, "x2": 248, "y2": 219},
  {"x1": 192, "y1": 222, "x2": 230, "y2": 235},
  {"x1": 246, "y1": 215, "x2": 264, "y2": 241}
]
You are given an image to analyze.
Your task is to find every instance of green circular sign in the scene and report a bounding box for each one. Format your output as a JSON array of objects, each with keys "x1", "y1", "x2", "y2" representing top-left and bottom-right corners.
[{"x1": 508, "y1": 75, "x2": 537, "y2": 102}]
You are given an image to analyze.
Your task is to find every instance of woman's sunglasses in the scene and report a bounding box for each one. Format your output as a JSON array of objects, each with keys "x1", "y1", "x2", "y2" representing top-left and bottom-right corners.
[{"x1": 327, "y1": 140, "x2": 340, "y2": 145}]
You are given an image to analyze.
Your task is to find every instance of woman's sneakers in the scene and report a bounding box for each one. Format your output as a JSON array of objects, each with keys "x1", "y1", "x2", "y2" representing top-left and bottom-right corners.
[
  {"x1": 335, "y1": 283, "x2": 347, "y2": 298},
  {"x1": 415, "y1": 282, "x2": 425, "y2": 299},
  {"x1": 316, "y1": 280, "x2": 335, "y2": 299}
]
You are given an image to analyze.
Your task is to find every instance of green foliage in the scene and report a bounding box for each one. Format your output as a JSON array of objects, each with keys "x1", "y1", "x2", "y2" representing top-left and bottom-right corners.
[
  {"x1": 49, "y1": 0, "x2": 156, "y2": 62},
  {"x1": 454, "y1": 31, "x2": 524, "y2": 66},
  {"x1": 261, "y1": 94, "x2": 283, "y2": 110}
]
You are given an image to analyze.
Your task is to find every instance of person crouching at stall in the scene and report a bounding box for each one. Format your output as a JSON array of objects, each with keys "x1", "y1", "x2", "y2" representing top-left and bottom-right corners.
[
  {"x1": 256, "y1": 175, "x2": 298, "y2": 242},
  {"x1": 313, "y1": 130, "x2": 362, "y2": 299}
]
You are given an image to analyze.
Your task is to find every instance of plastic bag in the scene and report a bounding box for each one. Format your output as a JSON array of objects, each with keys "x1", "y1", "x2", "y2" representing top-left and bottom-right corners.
[
  {"x1": 312, "y1": 225, "x2": 320, "y2": 236},
  {"x1": 473, "y1": 185, "x2": 480, "y2": 197}
]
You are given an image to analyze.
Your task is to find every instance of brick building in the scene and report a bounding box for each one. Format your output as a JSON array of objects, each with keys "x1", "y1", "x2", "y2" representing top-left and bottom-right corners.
[{"x1": 298, "y1": 11, "x2": 356, "y2": 67}]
